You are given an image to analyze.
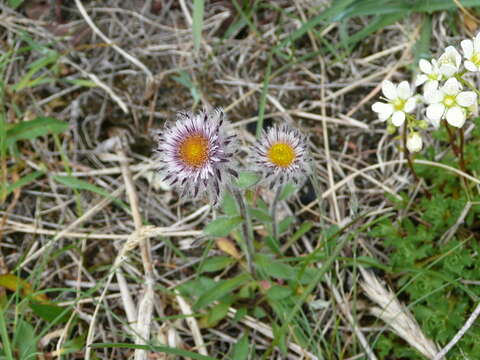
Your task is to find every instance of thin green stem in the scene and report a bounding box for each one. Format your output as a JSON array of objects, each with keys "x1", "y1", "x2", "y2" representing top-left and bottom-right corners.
[
  {"x1": 270, "y1": 185, "x2": 282, "y2": 242},
  {"x1": 444, "y1": 121, "x2": 461, "y2": 157},
  {"x1": 0, "y1": 308, "x2": 13, "y2": 360},
  {"x1": 457, "y1": 76, "x2": 480, "y2": 97},
  {"x1": 231, "y1": 187, "x2": 256, "y2": 276}
]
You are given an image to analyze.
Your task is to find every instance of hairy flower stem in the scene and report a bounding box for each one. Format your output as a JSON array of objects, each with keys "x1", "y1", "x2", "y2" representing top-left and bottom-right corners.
[
  {"x1": 445, "y1": 122, "x2": 470, "y2": 191},
  {"x1": 445, "y1": 122, "x2": 468, "y2": 173},
  {"x1": 231, "y1": 187, "x2": 256, "y2": 276},
  {"x1": 270, "y1": 185, "x2": 282, "y2": 242},
  {"x1": 403, "y1": 124, "x2": 419, "y2": 182},
  {"x1": 444, "y1": 122, "x2": 461, "y2": 157}
]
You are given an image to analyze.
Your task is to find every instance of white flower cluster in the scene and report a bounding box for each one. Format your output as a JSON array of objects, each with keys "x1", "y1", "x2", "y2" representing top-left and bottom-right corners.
[{"x1": 372, "y1": 33, "x2": 480, "y2": 153}]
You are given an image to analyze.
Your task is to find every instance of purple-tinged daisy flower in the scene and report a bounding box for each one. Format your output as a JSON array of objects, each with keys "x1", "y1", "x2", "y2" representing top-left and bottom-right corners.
[
  {"x1": 154, "y1": 108, "x2": 237, "y2": 204},
  {"x1": 251, "y1": 124, "x2": 310, "y2": 189}
]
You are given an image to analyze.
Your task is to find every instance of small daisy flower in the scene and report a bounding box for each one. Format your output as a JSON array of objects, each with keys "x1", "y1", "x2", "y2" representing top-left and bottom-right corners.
[
  {"x1": 372, "y1": 80, "x2": 416, "y2": 127},
  {"x1": 461, "y1": 32, "x2": 480, "y2": 72},
  {"x1": 154, "y1": 108, "x2": 237, "y2": 204},
  {"x1": 424, "y1": 78, "x2": 477, "y2": 128},
  {"x1": 406, "y1": 132, "x2": 423, "y2": 153},
  {"x1": 252, "y1": 124, "x2": 309, "y2": 189},
  {"x1": 437, "y1": 46, "x2": 462, "y2": 77},
  {"x1": 415, "y1": 59, "x2": 443, "y2": 92}
]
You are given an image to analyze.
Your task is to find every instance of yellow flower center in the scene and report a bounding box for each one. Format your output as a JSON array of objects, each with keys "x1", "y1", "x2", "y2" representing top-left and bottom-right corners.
[
  {"x1": 428, "y1": 73, "x2": 438, "y2": 81},
  {"x1": 392, "y1": 98, "x2": 405, "y2": 111},
  {"x1": 471, "y1": 52, "x2": 480, "y2": 65},
  {"x1": 443, "y1": 95, "x2": 456, "y2": 107},
  {"x1": 178, "y1": 133, "x2": 209, "y2": 168},
  {"x1": 267, "y1": 142, "x2": 296, "y2": 168}
]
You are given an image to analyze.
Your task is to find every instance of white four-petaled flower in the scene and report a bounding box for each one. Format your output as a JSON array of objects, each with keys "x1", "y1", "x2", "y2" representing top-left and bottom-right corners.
[
  {"x1": 424, "y1": 78, "x2": 477, "y2": 128},
  {"x1": 461, "y1": 32, "x2": 480, "y2": 72},
  {"x1": 372, "y1": 80, "x2": 416, "y2": 127}
]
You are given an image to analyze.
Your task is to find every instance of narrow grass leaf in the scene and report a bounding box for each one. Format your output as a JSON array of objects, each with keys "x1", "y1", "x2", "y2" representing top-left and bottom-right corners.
[
  {"x1": 6, "y1": 117, "x2": 68, "y2": 146},
  {"x1": 193, "y1": 273, "x2": 250, "y2": 310},
  {"x1": 5, "y1": 170, "x2": 43, "y2": 198},
  {"x1": 53, "y1": 175, "x2": 126, "y2": 208},
  {"x1": 90, "y1": 343, "x2": 216, "y2": 360},
  {"x1": 344, "y1": 12, "x2": 408, "y2": 48},
  {"x1": 276, "y1": 0, "x2": 355, "y2": 50},
  {"x1": 192, "y1": 0, "x2": 204, "y2": 52},
  {"x1": 413, "y1": 15, "x2": 432, "y2": 65}
]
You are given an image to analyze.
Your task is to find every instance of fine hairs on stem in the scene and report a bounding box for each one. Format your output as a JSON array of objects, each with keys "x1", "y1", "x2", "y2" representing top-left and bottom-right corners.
[
  {"x1": 270, "y1": 185, "x2": 282, "y2": 242},
  {"x1": 230, "y1": 186, "x2": 256, "y2": 276}
]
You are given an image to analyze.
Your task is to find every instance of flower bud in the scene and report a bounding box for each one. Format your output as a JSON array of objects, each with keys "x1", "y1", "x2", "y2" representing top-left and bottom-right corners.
[{"x1": 406, "y1": 132, "x2": 423, "y2": 153}]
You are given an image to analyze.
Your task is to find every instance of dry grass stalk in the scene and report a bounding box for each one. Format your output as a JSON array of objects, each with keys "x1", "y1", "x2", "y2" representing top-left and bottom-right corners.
[{"x1": 360, "y1": 268, "x2": 439, "y2": 359}]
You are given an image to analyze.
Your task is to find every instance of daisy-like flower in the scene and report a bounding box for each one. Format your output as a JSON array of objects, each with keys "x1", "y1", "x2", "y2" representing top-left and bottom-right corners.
[
  {"x1": 437, "y1": 46, "x2": 462, "y2": 77},
  {"x1": 154, "y1": 108, "x2": 237, "y2": 204},
  {"x1": 406, "y1": 132, "x2": 423, "y2": 153},
  {"x1": 372, "y1": 80, "x2": 416, "y2": 127},
  {"x1": 415, "y1": 59, "x2": 443, "y2": 92},
  {"x1": 251, "y1": 124, "x2": 309, "y2": 189},
  {"x1": 461, "y1": 32, "x2": 480, "y2": 72},
  {"x1": 424, "y1": 78, "x2": 477, "y2": 128}
]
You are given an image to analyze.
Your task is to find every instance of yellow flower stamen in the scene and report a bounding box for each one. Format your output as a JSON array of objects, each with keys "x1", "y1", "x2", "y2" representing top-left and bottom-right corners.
[
  {"x1": 179, "y1": 133, "x2": 209, "y2": 167},
  {"x1": 393, "y1": 98, "x2": 406, "y2": 111},
  {"x1": 443, "y1": 95, "x2": 456, "y2": 107},
  {"x1": 472, "y1": 53, "x2": 480, "y2": 65},
  {"x1": 267, "y1": 142, "x2": 296, "y2": 168}
]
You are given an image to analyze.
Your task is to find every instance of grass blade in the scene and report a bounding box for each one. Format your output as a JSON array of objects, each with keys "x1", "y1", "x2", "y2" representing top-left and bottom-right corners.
[{"x1": 193, "y1": 0, "x2": 204, "y2": 52}]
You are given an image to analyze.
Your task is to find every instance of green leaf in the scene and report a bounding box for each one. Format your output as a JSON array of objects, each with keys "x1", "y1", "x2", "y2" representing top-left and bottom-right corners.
[
  {"x1": 8, "y1": 0, "x2": 24, "y2": 10},
  {"x1": 53, "y1": 175, "x2": 126, "y2": 208},
  {"x1": 413, "y1": 15, "x2": 432, "y2": 66},
  {"x1": 193, "y1": 273, "x2": 250, "y2": 310},
  {"x1": 205, "y1": 301, "x2": 230, "y2": 327},
  {"x1": 221, "y1": 192, "x2": 239, "y2": 216},
  {"x1": 12, "y1": 52, "x2": 59, "y2": 92},
  {"x1": 5, "y1": 170, "x2": 43, "y2": 198},
  {"x1": 13, "y1": 320, "x2": 36, "y2": 360},
  {"x1": 172, "y1": 71, "x2": 201, "y2": 105},
  {"x1": 204, "y1": 216, "x2": 243, "y2": 237},
  {"x1": 29, "y1": 302, "x2": 72, "y2": 323},
  {"x1": 257, "y1": 255, "x2": 296, "y2": 280},
  {"x1": 198, "y1": 256, "x2": 235, "y2": 273},
  {"x1": 279, "y1": 183, "x2": 296, "y2": 201},
  {"x1": 249, "y1": 208, "x2": 272, "y2": 223},
  {"x1": 278, "y1": 216, "x2": 295, "y2": 233},
  {"x1": 235, "y1": 171, "x2": 260, "y2": 189},
  {"x1": 266, "y1": 285, "x2": 293, "y2": 300},
  {"x1": 90, "y1": 343, "x2": 216, "y2": 360},
  {"x1": 231, "y1": 334, "x2": 249, "y2": 360},
  {"x1": 6, "y1": 117, "x2": 68, "y2": 146},
  {"x1": 192, "y1": 0, "x2": 204, "y2": 52}
]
